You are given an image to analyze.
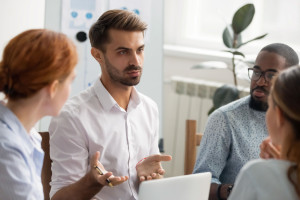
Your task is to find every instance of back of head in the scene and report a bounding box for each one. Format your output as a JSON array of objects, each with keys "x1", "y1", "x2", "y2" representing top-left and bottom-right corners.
[
  {"x1": 271, "y1": 65, "x2": 300, "y2": 196},
  {"x1": 0, "y1": 29, "x2": 78, "y2": 100},
  {"x1": 89, "y1": 9, "x2": 147, "y2": 52},
  {"x1": 272, "y1": 65, "x2": 300, "y2": 136},
  {"x1": 260, "y1": 43, "x2": 299, "y2": 67}
]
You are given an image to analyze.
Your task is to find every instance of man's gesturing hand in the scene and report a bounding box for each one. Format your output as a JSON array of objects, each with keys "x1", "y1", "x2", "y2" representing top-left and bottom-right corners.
[{"x1": 136, "y1": 154, "x2": 172, "y2": 182}]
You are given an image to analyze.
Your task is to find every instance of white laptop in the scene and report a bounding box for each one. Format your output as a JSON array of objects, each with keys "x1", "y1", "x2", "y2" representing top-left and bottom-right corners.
[{"x1": 138, "y1": 172, "x2": 211, "y2": 200}]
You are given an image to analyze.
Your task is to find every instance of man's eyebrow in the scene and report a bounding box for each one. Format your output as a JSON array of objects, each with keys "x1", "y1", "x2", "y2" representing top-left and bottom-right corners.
[
  {"x1": 253, "y1": 65, "x2": 278, "y2": 72},
  {"x1": 114, "y1": 44, "x2": 145, "y2": 51},
  {"x1": 138, "y1": 44, "x2": 145, "y2": 49},
  {"x1": 115, "y1": 46, "x2": 130, "y2": 51}
]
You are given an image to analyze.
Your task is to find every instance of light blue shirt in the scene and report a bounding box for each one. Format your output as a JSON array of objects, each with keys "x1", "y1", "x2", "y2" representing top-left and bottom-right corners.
[
  {"x1": 0, "y1": 103, "x2": 44, "y2": 199},
  {"x1": 193, "y1": 96, "x2": 268, "y2": 184}
]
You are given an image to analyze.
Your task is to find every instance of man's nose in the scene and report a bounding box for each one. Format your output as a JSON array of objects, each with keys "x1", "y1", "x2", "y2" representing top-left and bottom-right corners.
[
  {"x1": 129, "y1": 53, "x2": 141, "y2": 66},
  {"x1": 256, "y1": 74, "x2": 267, "y2": 86}
]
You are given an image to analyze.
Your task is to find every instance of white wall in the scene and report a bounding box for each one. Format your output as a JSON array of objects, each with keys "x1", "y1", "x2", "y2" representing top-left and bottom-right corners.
[
  {"x1": 162, "y1": 46, "x2": 251, "y2": 176},
  {"x1": 0, "y1": 0, "x2": 45, "y2": 129},
  {"x1": 0, "y1": 0, "x2": 45, "y2": 57}
]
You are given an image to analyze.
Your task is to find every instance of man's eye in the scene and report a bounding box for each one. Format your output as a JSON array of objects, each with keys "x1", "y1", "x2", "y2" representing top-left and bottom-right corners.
[
  {"x1": 266, "y1": 73, "x2": 275, "y2": 79},
  {"x1": 254, "y1": 71, "x2": 261, "y2": 76},
  {"x1": 119, "y1": 51, "x2": 127, "y2": 55}
]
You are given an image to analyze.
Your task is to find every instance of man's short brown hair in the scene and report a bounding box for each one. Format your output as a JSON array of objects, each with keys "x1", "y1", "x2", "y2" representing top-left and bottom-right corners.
[{"x1": 89, "y1": 9, "x2": 147, "y2": 52}]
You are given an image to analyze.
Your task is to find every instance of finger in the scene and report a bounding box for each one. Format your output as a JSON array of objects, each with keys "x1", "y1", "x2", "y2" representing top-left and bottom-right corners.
[
  {"x1": 151, "y1": 173, "x2": 157, "y2": 178},
  {"x1": 147, "y1": 175, "x2": 152, "y2": 180},
  {"x1": 91, "y1": 151, "x2": 101, "y2": 167},
  {"x1": 157, "y1": 168, "x2": 165, "y2": 175},
  {"x1": 157, "y1": 154, "x2": 172, "y2": 162},
  {"x1": 267, "y1": 143, "x2": 281, "y2": 159},
  {"x1": 96, "y1": 171, "x2": 113, "y2": 185},
  {"x1": 148, "y1": 154, "x2": 172, "y2": 162},
  {"x1": 101, "y1": 172, "x2": 113, "y2": 179},
  {"x1": 110, "y1": 176, "x2": 129, "y2": 186},
  {"x1": 140, "y1": 176, "x2": 146, "y2": 182}
]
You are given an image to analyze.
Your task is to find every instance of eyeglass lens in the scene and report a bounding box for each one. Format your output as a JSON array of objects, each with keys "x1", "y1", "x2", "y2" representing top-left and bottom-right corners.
[{"x1": 248, "y1": 68, "x2": 276, "y2": 82}]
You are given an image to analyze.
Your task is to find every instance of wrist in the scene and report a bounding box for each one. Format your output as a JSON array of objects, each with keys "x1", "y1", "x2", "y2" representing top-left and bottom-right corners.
[
  {"x1": 87, "y1": 169, "x2": 104, "y2": 188},
  {"x1": 217, "y1": 184, "x2": 234, "y2": 200},
  {"x1": 217, "y1": 184, "x2": 225, "y2": 200}
]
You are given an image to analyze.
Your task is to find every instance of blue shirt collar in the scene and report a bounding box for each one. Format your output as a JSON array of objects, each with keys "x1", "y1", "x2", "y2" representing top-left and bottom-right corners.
[{"x1": 0, "y1": 103, "x2": 35, "y2": 155}]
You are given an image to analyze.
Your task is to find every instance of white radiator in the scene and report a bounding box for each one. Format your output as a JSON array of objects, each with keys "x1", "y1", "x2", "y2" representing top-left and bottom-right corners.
[{"x1": 163, "y1": 76, "x2": 249, "y2": 176}]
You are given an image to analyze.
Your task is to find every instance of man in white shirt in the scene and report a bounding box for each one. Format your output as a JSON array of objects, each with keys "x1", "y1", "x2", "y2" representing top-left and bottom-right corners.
[{"x1": 49, "y1": 9, "x2": 171, "y2": 200}]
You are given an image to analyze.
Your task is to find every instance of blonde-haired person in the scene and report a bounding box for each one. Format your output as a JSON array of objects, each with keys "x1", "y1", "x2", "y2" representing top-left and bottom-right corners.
[
  {"x1": 229, "y1": 65, "x2": 300, "y2": 200},
  {"x1": 0, "y1": 29, "x2": 127, "y2": 199}
]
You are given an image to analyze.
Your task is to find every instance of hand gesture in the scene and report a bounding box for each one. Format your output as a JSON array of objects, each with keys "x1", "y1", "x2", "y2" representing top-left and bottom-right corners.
[
  {"x1": 259, "y1": 136, "x2": 281, "y2": 159},
  {"x1": 136, "y1": 154, "x2": 172, "y2": 182},
  {"x1": 90, "y1": 151, "x2": 129, "y2": 187}
]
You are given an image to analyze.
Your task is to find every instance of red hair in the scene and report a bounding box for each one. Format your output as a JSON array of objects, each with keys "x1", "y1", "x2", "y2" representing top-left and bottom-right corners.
[{"x1": 0, "y1": 29, "x2": 78, "y2": 100}]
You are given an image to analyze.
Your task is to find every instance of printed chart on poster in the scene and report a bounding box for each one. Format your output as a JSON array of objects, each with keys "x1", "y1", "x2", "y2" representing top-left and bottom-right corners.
[{"x1": 61, "y1": 0, "x2": 105, "y2": 96}]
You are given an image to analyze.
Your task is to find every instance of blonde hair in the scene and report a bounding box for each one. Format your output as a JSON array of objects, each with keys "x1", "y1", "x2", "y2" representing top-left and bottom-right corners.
[{"x1": 271, "y1": 65, "x2": 300, "y2": 197}]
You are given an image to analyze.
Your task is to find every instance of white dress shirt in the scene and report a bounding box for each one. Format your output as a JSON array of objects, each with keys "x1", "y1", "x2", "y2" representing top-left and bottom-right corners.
[
  {"x1": 49, "y1": 79, "x2": 160, "y2": 200},
  {"x1": 0, "y1": 103, "x2": 44, "y2": 200}
]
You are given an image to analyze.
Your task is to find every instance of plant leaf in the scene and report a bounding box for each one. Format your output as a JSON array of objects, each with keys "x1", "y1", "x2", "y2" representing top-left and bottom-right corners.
[
  {"x1": 233, "y1": 33, "x2": 242, "y2": 49},
  {"x1": 232, "y1": 4, "x2": 255, "y2": 34},
  {"x1": 223, "y1": 50, "x2": 245, "y2": 58},
  {"x1": 222, "y1": 26, "x2": 233, "y2": 48},
  {"x1": 212, "y1": 84, "x2": 239, "y2": 109},
  {"x1": 238, "y1": 33, "x2": 268, "y2": 48}
]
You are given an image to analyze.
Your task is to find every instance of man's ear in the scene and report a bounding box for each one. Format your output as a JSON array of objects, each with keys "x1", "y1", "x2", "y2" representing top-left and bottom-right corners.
[
  {"x1": 91, "y1": 47, "x2": 103, "y2": 63},
  {"x1": 48, "y1": 80, "x2": 59, "y2": 99}
]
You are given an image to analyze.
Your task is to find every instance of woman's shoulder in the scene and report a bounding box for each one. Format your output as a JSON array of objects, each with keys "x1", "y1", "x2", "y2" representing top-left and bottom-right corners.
[{"x1": 242, "y1": 158, "x2": 292, "y2": 172}]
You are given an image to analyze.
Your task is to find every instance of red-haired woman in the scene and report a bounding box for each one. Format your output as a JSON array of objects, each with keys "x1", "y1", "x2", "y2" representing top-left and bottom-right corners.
[{"x1": 0, "y1": 29, "x2": 127, "y2": 199}]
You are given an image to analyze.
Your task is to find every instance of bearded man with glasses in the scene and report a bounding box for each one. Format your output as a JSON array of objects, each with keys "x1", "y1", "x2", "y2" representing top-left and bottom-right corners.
[{"x1": 193, "y1": 43, "x2": 299, "y2": 200}]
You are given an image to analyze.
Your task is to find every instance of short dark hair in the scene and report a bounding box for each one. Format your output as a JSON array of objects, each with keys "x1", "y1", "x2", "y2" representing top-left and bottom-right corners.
[
  {"x1": 89, "y1": 9, "x2": 147, "y2": 52},
  {"x1": 260, "y1": 43, "x2": 299, "y2": 67}
]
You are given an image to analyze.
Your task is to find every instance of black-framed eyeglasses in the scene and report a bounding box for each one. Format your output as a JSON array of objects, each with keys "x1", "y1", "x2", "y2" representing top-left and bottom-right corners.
[{"x1": 248, "y1": 68, "x2": 277, "y2": 82}]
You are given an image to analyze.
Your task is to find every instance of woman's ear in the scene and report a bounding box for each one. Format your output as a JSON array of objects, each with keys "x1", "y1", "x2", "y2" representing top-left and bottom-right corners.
[
  {"x1": 275, "y1": 106, "x2": 285, "y2": 127},
  {"x1": 91, "y1": 47, "x2": 103, "y2": 64},
  {"x1": 48, "y1": 80, "x2": 59, "y2": 99}
]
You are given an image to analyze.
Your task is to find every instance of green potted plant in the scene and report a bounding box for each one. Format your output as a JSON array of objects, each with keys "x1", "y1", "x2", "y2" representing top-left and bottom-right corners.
[{"x1": 193, "y1": 3, "x2": 267, "y2": 114}]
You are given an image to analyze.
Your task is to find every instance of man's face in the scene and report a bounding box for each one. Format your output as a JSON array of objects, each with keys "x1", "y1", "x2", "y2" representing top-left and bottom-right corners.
[
  {"x1": 249, "y1": 51, "x2": 286, "y2": 111},
  {"x1": 100, "y1": 29, "x2": 144, "y2": 87}
]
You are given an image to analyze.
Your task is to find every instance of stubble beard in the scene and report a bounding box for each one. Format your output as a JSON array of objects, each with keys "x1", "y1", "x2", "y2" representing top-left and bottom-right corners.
[
  {"x1": 249, "y1": 86, "x2": 269, "y2": 111},
  {"x1": 104, "y1": 57, "x2": 142, "y2": 86}
]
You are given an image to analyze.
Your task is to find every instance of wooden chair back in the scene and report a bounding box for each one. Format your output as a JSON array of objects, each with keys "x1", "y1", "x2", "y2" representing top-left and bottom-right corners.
[
  {"x1": 184, "y1": 120, "x2": 203, "y2": 175},
  {"x1": 39, "y1": 132, "x2": 52, "y2": 200}
]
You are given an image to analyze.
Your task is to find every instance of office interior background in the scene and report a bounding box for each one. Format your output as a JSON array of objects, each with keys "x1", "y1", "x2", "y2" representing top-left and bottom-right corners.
[{"x1": 1, "y1": 0, "x2": 300, "y2": 177}]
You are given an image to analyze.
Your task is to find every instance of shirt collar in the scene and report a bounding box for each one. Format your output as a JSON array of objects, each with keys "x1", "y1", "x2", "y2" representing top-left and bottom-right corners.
[
  {"x1": 0, "y1": 103, "x2": 34, "y2": 154},
  {"x1": 93, "y1": 79, "x2": 141, "y2": 112}
]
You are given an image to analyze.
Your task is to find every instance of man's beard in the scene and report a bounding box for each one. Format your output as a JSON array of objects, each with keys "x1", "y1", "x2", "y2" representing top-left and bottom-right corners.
[
  {"x1": 249, "y1": 86, "x2": 268, "y2": 111},
  {"x1": 105, "y1": 56, "x2": 142, "y2": 86}
]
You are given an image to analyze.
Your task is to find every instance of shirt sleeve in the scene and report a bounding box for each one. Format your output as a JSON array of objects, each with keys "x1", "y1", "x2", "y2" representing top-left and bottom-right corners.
[
  {"x1": 228, "y1": 164, "x2": 257, "y2": 200},
  {"x1": 49, "y1": 109, "x2": 89, "y2": 198},
  {"x1": 193, "y1": 109, "x2": 232, "y2": 184},
  {"x1": 0, "y1": 141, "x2": 40, "y2": 199}
]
